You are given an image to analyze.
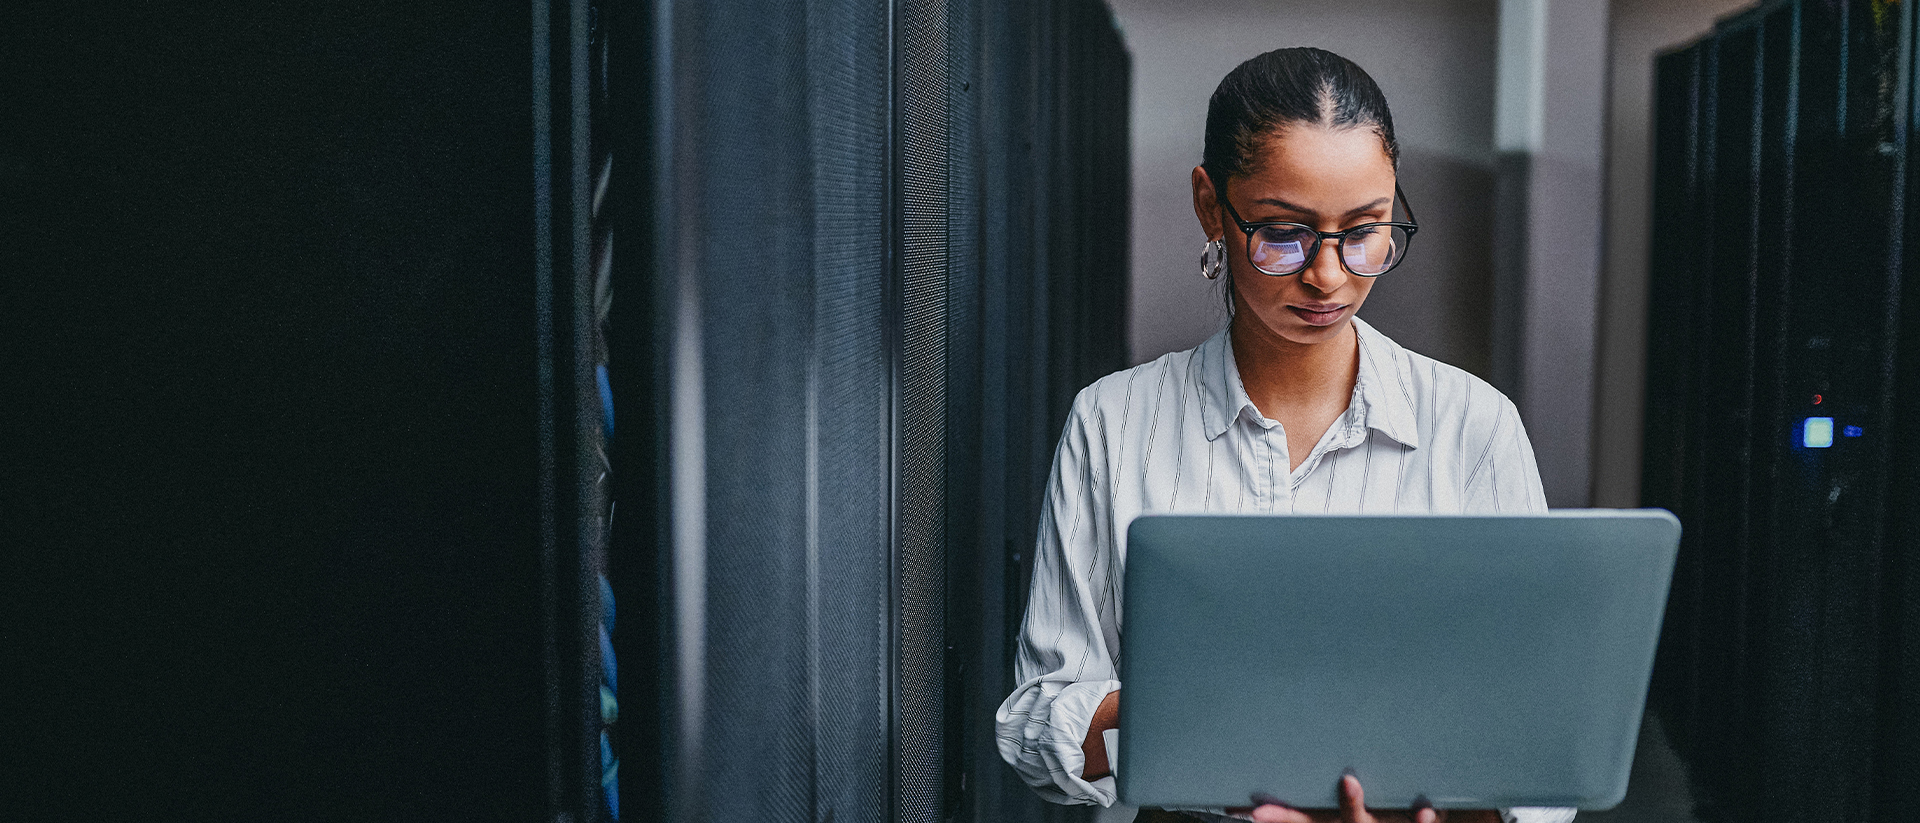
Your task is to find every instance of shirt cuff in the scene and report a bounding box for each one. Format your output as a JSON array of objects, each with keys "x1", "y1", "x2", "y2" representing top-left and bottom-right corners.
[
  {"x1": 1044, "y1": 679, "x2": 1122, "y2": 805},
  {"x1": 1505, "y1": 807, "x2": 1577, "y2": 823}
]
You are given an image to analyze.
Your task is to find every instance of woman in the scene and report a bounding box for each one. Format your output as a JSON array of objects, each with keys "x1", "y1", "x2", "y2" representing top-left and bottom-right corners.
[{"x1": 993, "y1": 48, "x2": 1575, "y2": 823}]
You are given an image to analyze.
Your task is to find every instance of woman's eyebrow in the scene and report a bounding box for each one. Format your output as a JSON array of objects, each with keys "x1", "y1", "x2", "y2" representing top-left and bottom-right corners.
[{"x1": 1253, "y1": 196, "x2": 1393, "y2": 218}]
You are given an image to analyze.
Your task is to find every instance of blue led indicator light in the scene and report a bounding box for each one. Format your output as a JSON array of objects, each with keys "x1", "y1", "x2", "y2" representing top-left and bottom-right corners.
[
  {"x1": 1844, "y1": 425, "x2": 1864, "y2": 438},
  {"x1": 1803, "y1": 417, "x2": 1834, "y2": 448}
]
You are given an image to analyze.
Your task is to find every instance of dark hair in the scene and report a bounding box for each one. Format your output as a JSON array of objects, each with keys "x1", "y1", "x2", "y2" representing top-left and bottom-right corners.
[
  {"x1": 1204, "y1": 48, "x2": 1399, "y2": 313},
  {"x1": 1203, "y1": 47, "x2": 1399, "y2": 189}
]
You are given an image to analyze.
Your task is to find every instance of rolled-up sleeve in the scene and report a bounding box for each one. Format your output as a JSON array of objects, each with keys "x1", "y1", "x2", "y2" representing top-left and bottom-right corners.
[
  {"x1": 1508, "y1": 808, "x2": 1578, "y2": 823},
  {"x1": 995, "y1": 394, "x2": 1124, "y2": 806}
]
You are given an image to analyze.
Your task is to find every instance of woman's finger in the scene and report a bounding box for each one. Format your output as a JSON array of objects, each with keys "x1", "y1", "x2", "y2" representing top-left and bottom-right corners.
[
  {"x1": 1338, "y1": 773, "x2": 1375, "y2": 823},
  {"x1": 1411, "y1": 793, "x2": 1438, "y2": 823}
]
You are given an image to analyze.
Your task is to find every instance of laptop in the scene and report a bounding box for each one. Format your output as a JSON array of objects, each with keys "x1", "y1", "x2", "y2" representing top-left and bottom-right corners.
[{"x1": 1116, "y1": 510, "x2": 1680, "y2": 811}]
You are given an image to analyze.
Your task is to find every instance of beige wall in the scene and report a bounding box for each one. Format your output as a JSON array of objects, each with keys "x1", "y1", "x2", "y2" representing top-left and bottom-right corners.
[
  {"x1": 1592, "y1": 0, "x2": 1755, "y2": 507},
  {"x1": 1109, "y1": 0, "x2": 1501, "y2": 375}
]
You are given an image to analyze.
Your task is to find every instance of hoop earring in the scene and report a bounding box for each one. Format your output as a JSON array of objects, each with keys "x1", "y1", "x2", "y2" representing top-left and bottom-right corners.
[{"x1": 1200, "y1": 238, "x2": 1226, "y2": 280}]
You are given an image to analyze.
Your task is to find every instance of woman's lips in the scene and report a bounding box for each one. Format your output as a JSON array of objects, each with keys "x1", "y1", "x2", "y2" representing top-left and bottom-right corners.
[{"x1": 1287, "y1": 303, "x2": 1348, "y2": 326}]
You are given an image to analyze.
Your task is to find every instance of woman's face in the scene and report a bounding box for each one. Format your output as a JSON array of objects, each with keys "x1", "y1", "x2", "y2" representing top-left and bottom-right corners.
[{"x1": 1191, "y1": 125, "x2": 1397, "y2": 348}]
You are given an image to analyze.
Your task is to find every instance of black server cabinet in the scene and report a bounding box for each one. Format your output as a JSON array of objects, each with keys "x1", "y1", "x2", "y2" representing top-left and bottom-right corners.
[
  {"x1": 621, "y1": 1, "x2": 1130, "y2": 821},
  {"x1": 7, "y1": 2, "x2": 615, "y2": 821},
  {"x1": 1882, "y1": 0, "x2": 1920, "y2": 810},
  {"x1": 1885, "y1": 1, "x2": 1920, "y2": 808},
  {"x1": 1643, "y1": 40, "x2": 1704, "y2": 752},
  {"x1": 1645, "y1": 1, "x2": 1917, "y2": 820}
]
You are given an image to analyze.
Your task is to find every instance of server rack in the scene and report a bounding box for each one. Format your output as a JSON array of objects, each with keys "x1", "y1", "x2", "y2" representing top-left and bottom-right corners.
[
  {"x1": 7, "y1": 0, "x2": 1126, "y2": 819},
  {"x1": 8, "y1": 1, "x2": 614, "y2": 819},
  {"x1": 1645, "y1": 1, "x2": 1920, "y2": 820},
  {"x1": 618, "y1": 1, "x2": 1130, "y2": 821}
]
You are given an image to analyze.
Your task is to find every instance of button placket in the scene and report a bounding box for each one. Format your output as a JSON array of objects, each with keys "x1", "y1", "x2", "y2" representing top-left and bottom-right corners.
[{"x1": 1268, "y1": 422, "x2": 1290, "y2": 512}]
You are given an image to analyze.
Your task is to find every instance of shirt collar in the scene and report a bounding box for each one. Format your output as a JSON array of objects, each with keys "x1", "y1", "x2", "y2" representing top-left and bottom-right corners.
[{"x1": 1196, "y1": 316, "x2": 1421, "y2": 450}]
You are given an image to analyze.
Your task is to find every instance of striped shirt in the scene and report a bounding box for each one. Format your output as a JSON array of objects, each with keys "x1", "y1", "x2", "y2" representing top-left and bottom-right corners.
[{"x1": 994, "y1": 317, "x2": 1573, "y2": 823}]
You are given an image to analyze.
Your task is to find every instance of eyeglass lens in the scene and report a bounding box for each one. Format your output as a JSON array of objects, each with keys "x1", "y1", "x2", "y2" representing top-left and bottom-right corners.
[{"x1": 1248, "y1": 224, "x2": 1409, "y2": 276}]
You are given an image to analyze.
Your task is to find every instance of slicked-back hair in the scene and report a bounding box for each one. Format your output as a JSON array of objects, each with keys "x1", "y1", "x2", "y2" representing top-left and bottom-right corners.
[{"x1": 1203, "y1": 46, "x2": 1399, "y2": 190}]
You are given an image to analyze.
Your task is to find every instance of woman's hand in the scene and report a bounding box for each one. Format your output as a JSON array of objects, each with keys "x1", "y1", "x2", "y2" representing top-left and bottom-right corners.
[{"x1": 1235, "y1": 774, "x2": 1502, "y2": 823}]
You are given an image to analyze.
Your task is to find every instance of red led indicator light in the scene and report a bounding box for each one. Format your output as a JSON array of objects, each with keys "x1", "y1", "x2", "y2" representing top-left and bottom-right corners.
[{"x1": 1813, "y1": 394, "x2": 1823, "y2": 405}]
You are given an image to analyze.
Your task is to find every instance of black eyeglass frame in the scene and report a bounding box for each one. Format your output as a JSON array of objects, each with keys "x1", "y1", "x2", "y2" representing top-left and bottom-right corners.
[{"x1": 1217, "y1": 182, "x2": 1420, "y2": 278}]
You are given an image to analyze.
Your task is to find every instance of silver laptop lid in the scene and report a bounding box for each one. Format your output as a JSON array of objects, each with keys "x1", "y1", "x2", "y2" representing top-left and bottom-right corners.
[{"x1": 1117, "y1": 510, "x2": 1679, "y2": 811}]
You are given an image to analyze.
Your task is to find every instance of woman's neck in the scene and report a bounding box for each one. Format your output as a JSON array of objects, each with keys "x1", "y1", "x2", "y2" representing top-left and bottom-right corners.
[{"x1": 1229, "y1": 314, "x2": 1360, "y2": 421}]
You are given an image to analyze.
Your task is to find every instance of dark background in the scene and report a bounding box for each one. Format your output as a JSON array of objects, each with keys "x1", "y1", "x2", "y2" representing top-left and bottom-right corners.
[{"x1": 6, "y1": 3, "x2": 546, "y2": 817}]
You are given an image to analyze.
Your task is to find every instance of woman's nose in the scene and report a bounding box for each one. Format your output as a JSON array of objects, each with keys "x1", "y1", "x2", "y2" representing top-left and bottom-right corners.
[{"x1": 1298, "y1": 239, "x2": 1348, "y2": 292}]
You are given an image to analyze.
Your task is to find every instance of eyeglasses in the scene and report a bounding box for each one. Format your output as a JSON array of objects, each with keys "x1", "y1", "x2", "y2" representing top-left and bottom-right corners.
[{"x1": 1218, "y1": 183, "x2": 1419, "y2": 277}]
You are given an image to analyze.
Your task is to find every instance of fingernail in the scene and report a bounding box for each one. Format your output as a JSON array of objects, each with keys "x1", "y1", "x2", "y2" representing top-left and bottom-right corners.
[
  {"x1": 1412, "y1": 794, "x2": 1433, "y2": 810},
  {"x1": 1250, "y1": 792, "x2": 1289, "y2": 808},
  {"x1": 1342, "y1": 767, "x2": 1357, "y2": 779}
]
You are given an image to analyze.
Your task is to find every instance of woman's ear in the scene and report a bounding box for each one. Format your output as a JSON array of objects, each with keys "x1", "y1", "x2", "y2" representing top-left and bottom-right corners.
[{"x1": 1191, "y1": 165, "x2": 1224, "y2": 240}]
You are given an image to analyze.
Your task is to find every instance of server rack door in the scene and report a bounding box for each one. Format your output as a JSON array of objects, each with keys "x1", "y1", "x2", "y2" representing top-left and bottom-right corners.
[
  {"x1": 1646, "y1": 2, "x2": 1915, "y2": 821},
  {"x1": 12, "y1": 3, "x2": 569, "y2": 818},
  {"x1": 947, "y1": 2, "x2": 1129, "y2": 821},
  {"x1": 1880, "y1": 1, "x2": 1920, "y2": 813},
  {"x1": 1665, "y1": 33, "x2": 1725, "y2": 771},
  {"x1": 1747, "y1": 3, "x2": 1812, "y2": 817},
  {"x1": 629, "y1": 2, "x2": 1130, "y2": 821},
  {"x1": 637, "y1": 2, "x2": 891, "y2": 822},
  {"x1": 1700, "y1": 22, "x2": 1766, "y2": 809},
  {"x1": 804, "y1": 1, "x2": 897, "y2": 819},
  {"x1": 946, "y1": 4, "x2": 1131, "y2": 822},
  {"x1": 1783, "y1": 2, "x2": 1905, "y2": 818},
  {"x1": 1644, "y1": 42, "x2": 1706, "y2": 751},
  {"x1": 1746, "y1": 2, "x2": 1849, "y2": 816}
]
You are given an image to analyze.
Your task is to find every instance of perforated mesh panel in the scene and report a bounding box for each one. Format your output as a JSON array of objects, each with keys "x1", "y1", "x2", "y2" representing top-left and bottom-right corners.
[
  {"x1": 807, "y1": 0, "x2": 894, "y2": 820},
  {"x1": 897, "y1": 0, "x2": 951, "y2": 820},
  {"x1": 692, "y1": 2, "x2": 820, "y2": 820}
]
